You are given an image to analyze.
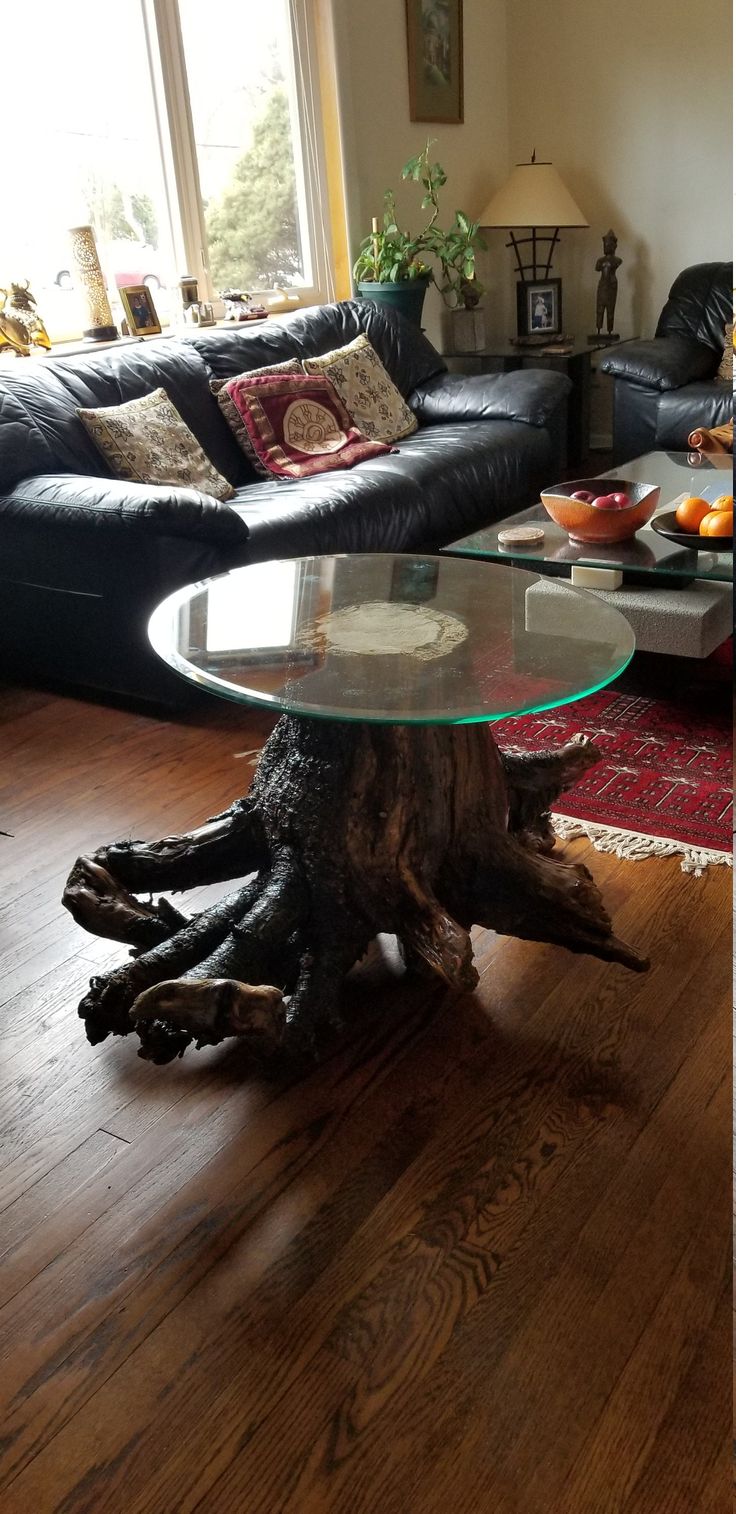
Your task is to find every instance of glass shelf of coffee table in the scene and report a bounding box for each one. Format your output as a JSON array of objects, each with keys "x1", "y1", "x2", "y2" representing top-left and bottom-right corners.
[{"x1": 148, "y1": 553, "x2": 635, "y2": 725}]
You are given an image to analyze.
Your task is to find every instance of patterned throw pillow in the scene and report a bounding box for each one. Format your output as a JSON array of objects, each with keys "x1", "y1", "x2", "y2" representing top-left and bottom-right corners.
[
  {"x1": 716, "y1": 322, "x2": 733, "y2": 383},
  {"x1": 217, "y1": 371, "x2": 394, "y2": 480},
  {"x1": 77, "y1": 388, "x2": 234, "y2": 500},
  {"x1": 210, "y1": 359, "x2": 303, "y2": 476},
  {"x1": 303, "y1": 335, "x2": 418, "y2": 443}
]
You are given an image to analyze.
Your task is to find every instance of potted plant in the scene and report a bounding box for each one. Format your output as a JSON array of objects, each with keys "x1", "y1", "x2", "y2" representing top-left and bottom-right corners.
[
  {"x1": 427, "y1": 208, "x2": 488, "y2": 351},
  {"x1": 352, "y1": 191, "x2": 432, "y2": 329},
  {"x1": 353, "y1": 143, "x2": 485, "y2": 332}
]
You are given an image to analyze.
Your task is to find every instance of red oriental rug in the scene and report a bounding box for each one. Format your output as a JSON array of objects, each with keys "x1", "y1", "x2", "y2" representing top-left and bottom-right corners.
[{"x1": 493, "y1": 659, "x2": 732, "y2": 874}]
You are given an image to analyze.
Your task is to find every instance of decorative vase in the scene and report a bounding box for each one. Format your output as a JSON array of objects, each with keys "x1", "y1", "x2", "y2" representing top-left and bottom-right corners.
[
  {"x1": 356, "y1": 277, "x2": 430, "y2": 329},
  {"x1": 444, "y1": 306, "x2": 486, "y2": 354},
  {"x1": 68, "y1": 226, "x2": 118, "y2": 342}
]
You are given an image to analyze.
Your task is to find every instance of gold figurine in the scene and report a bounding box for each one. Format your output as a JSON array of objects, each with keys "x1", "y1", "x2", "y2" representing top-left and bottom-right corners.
[{"x1": 0, "y1": 280, "x2": 51, "y2": 356}]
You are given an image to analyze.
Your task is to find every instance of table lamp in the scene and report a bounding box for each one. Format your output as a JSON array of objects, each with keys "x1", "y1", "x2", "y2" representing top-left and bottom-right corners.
[{"x1": 480, "y1": 152, "x2": 588, "y2": 343}]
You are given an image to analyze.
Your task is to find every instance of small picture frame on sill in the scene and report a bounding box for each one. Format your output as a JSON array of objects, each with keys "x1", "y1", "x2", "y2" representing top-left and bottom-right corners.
[
  {"x1": 119, "y1": 284, "x2": 161, "y2": 338},
  {"x1": 517, "y1": 278, "x2": 562, "y2": 340}
]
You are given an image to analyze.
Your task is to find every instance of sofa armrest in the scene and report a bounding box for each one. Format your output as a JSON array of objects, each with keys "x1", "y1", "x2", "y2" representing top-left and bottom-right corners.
[
  {"x1": 0, "y1": 473, "x2": 250, "y2": 547},
  {"x1": 408, "y1": 369, "x2": 572, "y2": 428},
  {"x1": 599, "y1": 336, "x2": 718, "y2": 391}
]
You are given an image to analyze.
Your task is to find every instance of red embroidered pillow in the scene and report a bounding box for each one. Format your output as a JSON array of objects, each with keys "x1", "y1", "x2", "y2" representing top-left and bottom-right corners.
[{"x1": 218, "y1": 372, "x2": 394, "y2": 479}]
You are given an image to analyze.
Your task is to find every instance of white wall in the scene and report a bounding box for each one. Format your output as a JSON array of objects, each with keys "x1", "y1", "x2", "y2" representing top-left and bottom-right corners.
[
  {"x1": 505, "y1": 0, "x2": 732, "y2": 342},
  {"x1": 331, "y1": 0, "x2": 511, "y2": 348}
]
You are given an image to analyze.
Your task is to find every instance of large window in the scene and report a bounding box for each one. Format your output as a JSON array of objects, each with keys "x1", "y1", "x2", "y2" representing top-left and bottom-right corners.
[{"x1": 0, "y1": 0, "x2": 332, "y2": 341}]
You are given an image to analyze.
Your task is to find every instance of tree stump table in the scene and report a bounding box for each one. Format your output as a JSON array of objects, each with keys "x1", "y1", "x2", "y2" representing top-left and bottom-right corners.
[{"x1": 63, "y1": 555, "x2": 648, "y2": 1065}]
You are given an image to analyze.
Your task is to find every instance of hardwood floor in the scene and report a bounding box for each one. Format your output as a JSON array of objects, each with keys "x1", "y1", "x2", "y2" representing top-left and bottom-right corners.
[{"x1": 0, "y1": 681, "x2": 730, "y2": 1513}]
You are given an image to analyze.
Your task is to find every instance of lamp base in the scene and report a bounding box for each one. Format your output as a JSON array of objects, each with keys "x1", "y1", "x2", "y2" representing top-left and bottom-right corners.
[{"x1": 83, "y1": 325, "x2": 119, "y2": 342}]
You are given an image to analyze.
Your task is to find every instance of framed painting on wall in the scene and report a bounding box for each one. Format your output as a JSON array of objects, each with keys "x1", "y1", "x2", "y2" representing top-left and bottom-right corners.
[{"x1": 406, "y1": 0, "x2": 464, "y2": 124}]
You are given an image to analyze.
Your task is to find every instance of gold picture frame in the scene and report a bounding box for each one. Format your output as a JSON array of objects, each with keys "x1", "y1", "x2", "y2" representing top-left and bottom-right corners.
[
  {"x1": 119, "y1": 284, "x2": 161, "y2": 337},
  {"x1": 406, "y1": 0, "x2": 464, "y2": 124}
]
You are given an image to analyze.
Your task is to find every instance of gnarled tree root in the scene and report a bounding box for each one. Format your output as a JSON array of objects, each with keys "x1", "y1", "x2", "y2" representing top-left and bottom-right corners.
[{"x1": 63, "y1": 716, "x2": 648, "y2": 1066}]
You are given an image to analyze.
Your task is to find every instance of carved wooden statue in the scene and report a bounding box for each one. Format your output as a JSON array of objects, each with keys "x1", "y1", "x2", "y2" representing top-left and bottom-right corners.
[{"x1": 592, "y1": 230, "x2": 622, "y2": 341}]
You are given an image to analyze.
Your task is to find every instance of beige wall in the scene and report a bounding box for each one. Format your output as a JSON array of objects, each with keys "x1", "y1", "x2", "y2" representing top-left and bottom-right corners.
[
  {"x1": 332, "y1": 0, "x2": 731, "y2": 363},
  {"x1": 506, "y1": 0, "x2": 732, "y2": 341},
  {"x1": 331, "y1": 0, "x2": 511, "y2": 348}
]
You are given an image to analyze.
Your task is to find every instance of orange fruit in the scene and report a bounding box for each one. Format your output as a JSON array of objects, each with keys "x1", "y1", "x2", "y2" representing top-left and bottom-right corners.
[
  {"x1": 675, "y1": 496, "x2": 711, "y2": 531},
  {"x1": 699, "y1": 509, "x2": 732, "y2": 538},
  {"x1": 711, "y1": 493, "x2": 733, "y2": 513}
]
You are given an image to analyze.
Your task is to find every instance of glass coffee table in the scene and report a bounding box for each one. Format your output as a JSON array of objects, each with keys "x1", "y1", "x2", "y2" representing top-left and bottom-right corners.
[
  {"x1": 441, "y1": 451, "x2": 732, "y2": 586},
  {"x1": 441, "y1": 452, "x2": 732, "y2": 659},
  {"x1": 62, "y1": 554, "x2": 647, "y2": 1068}
]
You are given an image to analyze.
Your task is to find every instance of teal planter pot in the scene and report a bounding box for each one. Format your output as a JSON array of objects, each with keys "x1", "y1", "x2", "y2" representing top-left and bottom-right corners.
[{"x1": 356, "y1": 278, "x2": 430, "y2": 329}]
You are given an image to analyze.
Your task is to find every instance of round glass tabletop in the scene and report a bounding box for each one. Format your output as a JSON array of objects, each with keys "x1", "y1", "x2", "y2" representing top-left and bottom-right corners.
[{"x1": 148, "y1": 554, "x2": 635, "y2": 725}]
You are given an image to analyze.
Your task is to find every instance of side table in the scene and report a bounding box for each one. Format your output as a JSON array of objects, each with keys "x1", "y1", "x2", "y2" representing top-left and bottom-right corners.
[{"x1": 443, "y1": 342, "x2": 595, "y2": 472}]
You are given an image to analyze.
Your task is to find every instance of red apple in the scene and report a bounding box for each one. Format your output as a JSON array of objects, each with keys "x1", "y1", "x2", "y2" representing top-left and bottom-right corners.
[
  {"x1": 570, "y1": 489, "x2": 595, "y2": 503},
  {"x1": 609, "y1": 491, "x2": 632, "y2": 508},
  {"x1": 591, "y1": 494, "x2": 616, "y2": 509}
]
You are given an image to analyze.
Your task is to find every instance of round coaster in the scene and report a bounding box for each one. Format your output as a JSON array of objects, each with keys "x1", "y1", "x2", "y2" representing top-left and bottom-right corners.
[{"x1": 497, "y1": 525, "x2": 545, "y2": 547}]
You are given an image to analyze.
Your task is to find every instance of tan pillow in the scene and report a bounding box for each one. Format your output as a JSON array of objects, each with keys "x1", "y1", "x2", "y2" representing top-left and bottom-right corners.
[
  {"x1": 303, "y1": 334, "x2": 417, "y2": 443},
  {"x1": 77, "y1": 388, "x2": 234, "y2": 500},
  {"x1": 210, "y1": 359, "x2": 303, "y2": 476},
  {"x1": 716, "y1": 322, "x2": 733, "y2": 383}
]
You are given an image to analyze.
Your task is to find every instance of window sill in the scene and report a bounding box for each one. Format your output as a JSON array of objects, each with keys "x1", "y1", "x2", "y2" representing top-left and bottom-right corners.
[
  {"x1": 22, "y1": 298, "x2": 316, "y2": 363},
  {"x1": 22, "y1": 318, "x2": 270, "y2": 362}
]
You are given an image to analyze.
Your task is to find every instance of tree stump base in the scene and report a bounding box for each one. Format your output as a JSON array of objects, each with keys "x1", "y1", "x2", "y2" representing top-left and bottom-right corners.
[{"x1": 62, "y1": 715, "x2": 648, "y2": 1066}]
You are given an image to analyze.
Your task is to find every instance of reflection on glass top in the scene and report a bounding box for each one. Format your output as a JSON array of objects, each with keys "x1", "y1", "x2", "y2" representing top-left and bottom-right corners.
[
  {"x1": 149, "y1": 554, "x2": 635, "y2": 725},
  {"x1": 446, "y1": 451, "x2": 733, "y2": 582}
]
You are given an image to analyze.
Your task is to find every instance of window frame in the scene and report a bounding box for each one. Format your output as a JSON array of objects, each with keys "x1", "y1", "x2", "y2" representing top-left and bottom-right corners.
[{"x1": 144, "y1": 0, "x2": 334, "y2": 308}]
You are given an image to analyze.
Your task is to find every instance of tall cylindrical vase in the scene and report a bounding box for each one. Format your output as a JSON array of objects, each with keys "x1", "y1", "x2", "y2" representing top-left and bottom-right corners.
[{"x1": 68, "y1": 226, "x2": 118, "y2": 341}]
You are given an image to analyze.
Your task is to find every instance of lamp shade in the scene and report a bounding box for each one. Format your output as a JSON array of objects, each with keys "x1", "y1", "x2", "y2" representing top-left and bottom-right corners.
[{"x1": 480, "y1": 161, "x2": 588, "y2": 228}]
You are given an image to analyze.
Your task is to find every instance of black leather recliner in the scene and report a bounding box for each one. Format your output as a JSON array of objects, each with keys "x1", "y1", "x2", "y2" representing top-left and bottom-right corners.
[
  {"x1": 0, "y1": 298, "x2": 570, "y2": 704},
  {"x1": 600, "y1": 262, "x2": 732, "y2": 464}
]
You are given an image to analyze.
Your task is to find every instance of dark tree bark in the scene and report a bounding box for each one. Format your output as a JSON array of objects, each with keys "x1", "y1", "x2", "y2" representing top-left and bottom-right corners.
[{"x1": 62, "y1": 716, "x2": 648, "y2": 1065}]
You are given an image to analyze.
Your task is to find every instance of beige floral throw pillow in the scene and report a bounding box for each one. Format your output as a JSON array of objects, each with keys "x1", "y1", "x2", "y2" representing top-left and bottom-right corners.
[
  {"x1": 303, "y1": 334, "x2": 417, "y2": 444},
  {"x1": 210, "y1": 359, "x2": 303, "y2": 476},
  {"x1": 77, "y1": 388, "x2": 234, "y2": 501},
  {"x1": 716, "y1": 322, "x2": 733, "y2": 383}
]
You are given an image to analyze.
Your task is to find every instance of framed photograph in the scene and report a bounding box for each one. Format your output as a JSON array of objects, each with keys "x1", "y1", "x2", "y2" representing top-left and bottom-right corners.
[
  {"x1": 119, "y1": 284, "x2": 161, "y2": 337},
  {"x1": 406, "y1": 0, "x2": 463, "y2": 124},
  {"x1": 517, "y1": 278, "x2": 562, "y2": 339}
]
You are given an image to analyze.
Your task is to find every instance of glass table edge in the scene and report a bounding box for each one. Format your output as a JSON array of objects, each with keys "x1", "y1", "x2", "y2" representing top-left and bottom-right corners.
[{"x1": 148, "y1": 589, "x2": 636, "y2": 728}]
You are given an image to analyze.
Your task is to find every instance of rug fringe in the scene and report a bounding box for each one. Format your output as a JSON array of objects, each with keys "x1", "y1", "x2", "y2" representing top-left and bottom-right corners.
[{"x1": 551, "y1": 814, "x2": 733, "y2": 876}]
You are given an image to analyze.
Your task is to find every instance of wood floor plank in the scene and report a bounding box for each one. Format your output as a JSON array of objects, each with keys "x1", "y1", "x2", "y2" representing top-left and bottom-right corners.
[
  {"x1": 0, "y1": 678, "x2": 728, "y2": 1514},
  {"x1": 2, "y1": 882, "x2": 725, "y2": 1513}
]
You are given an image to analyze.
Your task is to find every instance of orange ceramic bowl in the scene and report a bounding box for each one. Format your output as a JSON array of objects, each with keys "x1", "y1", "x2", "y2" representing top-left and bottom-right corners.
[{"x1": 540, "y1": 478, "x2": 661, "y2": 545}]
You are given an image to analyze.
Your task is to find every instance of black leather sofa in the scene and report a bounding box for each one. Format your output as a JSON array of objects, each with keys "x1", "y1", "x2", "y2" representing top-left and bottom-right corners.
[
  {"x1": 0, "y1": 298, "x2": 570, "y2": 704},
  {"x1": 600, "y1": 262, "x2": 732, "y2": 464}
]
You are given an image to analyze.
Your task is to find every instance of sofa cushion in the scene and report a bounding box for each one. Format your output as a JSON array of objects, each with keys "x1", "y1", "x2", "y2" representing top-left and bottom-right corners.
[
  {"x1": 228, "y1": 417, "x2": 550, "y2": 561},
  {"x1": 654, "y1": 381, "x2": 733, "y2": 450},
  {"x1": 217, "y1": 371, "x2": 393, "y2": 479},
  {"x1": 656, "y1": 261, "x2": 733, "y2": 353},
  {"x1": 77, "y1": 388, "x2": 235, "y2": 500},
  {"x1": 186, "y1": 297, "x2": 446, "y2": 396},
  {"x1": 303, "y1": 334, "x2": 417, "y2": 443},
  {"x1": 0, "y1": 337, "x2": 247, "y2": 489}
]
